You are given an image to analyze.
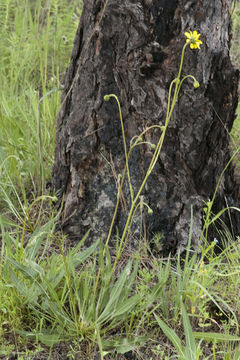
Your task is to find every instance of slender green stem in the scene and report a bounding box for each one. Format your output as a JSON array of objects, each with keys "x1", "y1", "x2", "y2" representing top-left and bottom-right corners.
[
  {"x1": 167, "y1": 79, "x2": 178, "y2": 119},
  {"x1": 113, "y1": 43, "x2": 189, "y2": 257},
  {"x1": 94, "y1": 147, "x2": 134, "y2": 301},
  {"x1": 176, "y1": 75, "x2": 199, "y2": 98},
  {"x1": 111, "y1": 200, "x2": 142, "y2": 275},
  {"x1": 105, "y1": 94, "x2": 134, "y2": 201},
  {"x1": 105, "y1": 128, "x2": 164, "y2": 251},
  {"x1": 177, "y1": 43, "x2": 188, "y2": 82},
  {"x1": 103, "y1": 40, "x2": 200, "y2": 287},
  {"x1": 105, "y1": 154, "x2": 129, "y2": 249},
  {"x1": 200, "y1": 146, "x2": 240, "y2": 244}
]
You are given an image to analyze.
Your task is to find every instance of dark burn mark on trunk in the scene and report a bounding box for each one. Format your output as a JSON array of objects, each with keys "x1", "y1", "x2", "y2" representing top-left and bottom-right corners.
[{"x1": 151, "y1": 0, "x2": 178, "y2": 46}]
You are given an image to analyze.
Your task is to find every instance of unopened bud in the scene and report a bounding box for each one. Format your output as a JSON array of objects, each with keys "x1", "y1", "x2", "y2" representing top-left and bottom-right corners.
[
  {"x1": 104, "y1": 94, "x2": 111, "y2": 101},
  {"x1": 194, "y1": 81, "x2": 200, "y2": 89},
  {"x1": 148, "y1": 207, "x2": 153, "y2": 215}
]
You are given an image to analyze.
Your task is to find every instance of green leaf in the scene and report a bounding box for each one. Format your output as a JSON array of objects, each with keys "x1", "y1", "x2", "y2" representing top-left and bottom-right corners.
[
  {"x1": 26, "y1": 217, "x2": 56, "y2": 260},
  {"x1": 193, "y1": 332, "x2": 240, "y2": 342},
  {"x1": 0, "y1": 214, "x2": 18, "y2": 228},
  {"x1": 180, "y1": 297, "x2": 196, "y2": 360},
  {"x1": 7, "y1": 257, "x2": 38, "y2": 279},
  {"x1": 154, "y1": 313, "x2": 185, "y2": 358},
  {"x1": 42, "y1": 300, "x2": 73, "y2": 327},
  {"x1": 209, "y1": 206, "x2": 240, "y2": 225},
  {"x1": 104, "y1": 244, "x2": 112, "y2": 275},
  {"x1": 190, "y1": 280, "x2": 237, "y2": 322},
  {"x1": 233, "y1": 348, "x2": 240, "y2": 360},
  {"x1": 98, "y1": 240, "x2": 104, "y2": 273},
  {"x1": 7, "y1": 258, "x2": 51, "y2": 302},
  {"x1": 40, "y1": 275, "x2": 62, "y2": 303},
  {"x1": 114, "y1": 294, "x2": 140, "y2": 317},
  {"x1": 145, "y1": 281, "x2": 166, "y2": 310},
  {"x1": 17, "y1": 329, "x2": 67, "y2": 346},
  {"x1": 102, "y1": 336, "x2": 148, "y2": 354},
  {"x1": 70, "y1": 229, "x2": 91, "y2": 256},
  {"x1": 68, "y1": 240, "x2": 99, "y2": 268},
  {"x1": 97, "y1": 261, "x2": 132, "y2": 323},
  {"x1": 9, "y1": 268, "x2": 28, "y2": 298}
]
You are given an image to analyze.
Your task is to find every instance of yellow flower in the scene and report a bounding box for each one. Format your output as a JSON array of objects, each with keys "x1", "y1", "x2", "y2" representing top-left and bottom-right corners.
[{"x1": 185, "y1": 30, "x2": 202, "y2": 49}]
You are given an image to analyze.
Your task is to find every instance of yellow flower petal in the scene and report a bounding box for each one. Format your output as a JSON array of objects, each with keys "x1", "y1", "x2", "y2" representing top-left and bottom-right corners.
[{"x1": 185, "y1": 29, "x2": 202, "y2": 50}]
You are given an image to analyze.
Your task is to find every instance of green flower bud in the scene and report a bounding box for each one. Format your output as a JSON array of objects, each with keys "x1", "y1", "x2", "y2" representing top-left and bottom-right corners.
[
  {"x1": 148, "y1": 207, "x2": 153, "y2": 215},
  {"x1": 104, "y1": 94, "x2": 111, "y2": 101},
  {"x1": 194, "y1": 81, "x2": 200, "y2": 89}
]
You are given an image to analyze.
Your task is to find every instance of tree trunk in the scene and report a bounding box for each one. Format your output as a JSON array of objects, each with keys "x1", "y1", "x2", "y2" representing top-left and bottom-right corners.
[{"x1": 52, "y1": 0, "x2": 239, "y2": 255}]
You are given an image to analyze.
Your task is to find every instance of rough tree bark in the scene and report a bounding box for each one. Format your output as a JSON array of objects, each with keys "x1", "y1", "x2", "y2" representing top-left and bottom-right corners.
[{"x1": 53, "y1": 0, "x2": 239, "y2": 255}]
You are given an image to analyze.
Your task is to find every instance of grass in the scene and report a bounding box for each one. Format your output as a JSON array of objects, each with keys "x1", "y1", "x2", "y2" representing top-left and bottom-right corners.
[
  {"x1": 0, "y1": 0, "x2": 239, "y2": 359},
  {"x1": 0, "y1": 0, "x2": 81, "y2": 206}
]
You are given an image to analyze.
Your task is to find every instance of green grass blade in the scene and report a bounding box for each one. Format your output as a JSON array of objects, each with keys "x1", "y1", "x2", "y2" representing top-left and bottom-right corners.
[
  {"x1": 26, "y1": 217, "x2": 56, "y2": 260},
  {"x1": 154, "y1": 313, "x2": 185, "y2": 358},
  {"x1": 114, "y1": 294, "x2": 140, "y2": 317},
  {"x1": 17, "y1": 329, "x2": 67, "y2": 346},
  {"x1": 97, "y1": 261, "x2": 132, "y2": 323},
  {"x1": 7, "y1": 257, "x2": 38, "y2": 279},
  {"x1": 190, "y1": 280, "x2": 235, "y2": 321},
  {"x1": 102, "y1": 336, "x2": 149, "y2": 355},
  {"x1": 69, "y1": 239, "x2": 99, "y2": 268},
  {"x1": 193, "y1": 332, "x2": 240, "y2": 342},
  {"x1": 180, "y1": 297, "x2": 197, "y2": 360}
]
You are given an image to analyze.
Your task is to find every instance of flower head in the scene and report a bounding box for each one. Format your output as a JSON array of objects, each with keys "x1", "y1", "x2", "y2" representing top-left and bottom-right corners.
[{"x1": 185, "y1": 30, "x2": 202, "y2": 49}]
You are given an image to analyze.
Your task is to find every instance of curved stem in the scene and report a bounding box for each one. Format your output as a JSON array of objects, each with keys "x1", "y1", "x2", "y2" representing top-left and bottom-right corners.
[
  {"x1": 176, "y1": 75, "x2": 199, "y2": 98},
  {"x1": 106, "y1": 94, "x2": 134, "y2": 202},
  {"x1": 167, "y1": 79, "x2": 178, "y2": 119}
]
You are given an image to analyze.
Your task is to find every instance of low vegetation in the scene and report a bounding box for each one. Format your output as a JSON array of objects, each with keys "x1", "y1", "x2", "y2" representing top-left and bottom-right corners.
[{"x1": 0, "y1": 1, "x2": 239, "y2": 359}]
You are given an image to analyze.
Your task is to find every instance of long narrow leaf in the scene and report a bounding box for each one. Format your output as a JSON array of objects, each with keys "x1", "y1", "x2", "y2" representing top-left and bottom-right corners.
[
  {"x1": 180, "y1": 297, "x2": 196, "y2": 360},
  {"x1": 17, "y1": 329, "x2": 67, "y2": 346},
  {"x1": 193, "y1": 332, "x2": 240, "y2": 342},
  {"x1": 113, "y1": 294, "x2": 140, "y2": 318},
  {"x1": 26, "y1": 218, "x2": 56, "y2": 260},
  {"x1": 190, "y1": 280, "x2": 235, "y2": 321},
  {"x1": 102, "y1": 336, "x2": 148, "y2": 354},
  {"x1": 97, "y1": 261, "x2": 132, "y2": 322},
  {"x1": 7, "y1": 257, "x2": 38, "y2": 279},
  {"x1": 70, "y1": 230, "x2": 91, "y2": 256},
  {"x1": 68, "y1": 240, "x2": 99, "y2": 268},
  {"x1": 154, "y1": 313, "x2": 185, "y2": 358}
]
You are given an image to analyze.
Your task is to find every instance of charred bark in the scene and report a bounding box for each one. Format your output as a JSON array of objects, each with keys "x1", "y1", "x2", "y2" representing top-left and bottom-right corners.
[{"x1": 53, "y1": 0, "x2": 239, "y2": 254}]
